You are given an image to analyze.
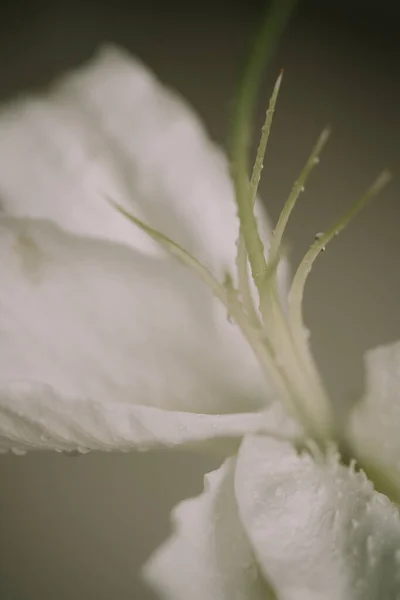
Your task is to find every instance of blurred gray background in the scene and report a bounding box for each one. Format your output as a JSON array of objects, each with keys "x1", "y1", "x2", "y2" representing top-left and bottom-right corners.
[{"x1": 0, "y1": 1, "x2": 399, "y2": 598}]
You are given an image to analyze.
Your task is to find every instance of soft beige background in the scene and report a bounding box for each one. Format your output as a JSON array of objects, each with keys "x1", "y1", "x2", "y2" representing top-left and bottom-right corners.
[{"x1": 0, "y1": 2, "x2": 399, "y2": 599}]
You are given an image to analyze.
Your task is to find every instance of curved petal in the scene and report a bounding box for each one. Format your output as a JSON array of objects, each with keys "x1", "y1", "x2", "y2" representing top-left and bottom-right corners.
[
  {"x1": 0, "y1": 216, "x2": 268, "y2": 413},
  {"x1": 0, "y1": 45, "x2": 278, "y2": 282},
  {"x1": 235, "y1": 434, "x2": 400, "y2": 600},
  {"x1": 143, "y1": 458, "x2": 273, "y2": 600},
  {"x1": 0, "y1": 47, "x2": 290, "y2": 422},
  {"x1": 0, "y1": 383, "x2": 280, "y2": 454},
  {"x1": 350, "y1": 341, "x2": 400, "y2": 486},
  {"x1": 0, "y1": 217, "x2": 291, "y2": 451},
  {"x1": 0, "y1": 70, "x2": 139, "y2": 248}
]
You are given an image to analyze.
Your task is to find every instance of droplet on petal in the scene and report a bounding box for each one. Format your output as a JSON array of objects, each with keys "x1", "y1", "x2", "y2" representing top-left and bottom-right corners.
[{"x1": 11, "y1": 447, "x2": 26, "y2": 456}]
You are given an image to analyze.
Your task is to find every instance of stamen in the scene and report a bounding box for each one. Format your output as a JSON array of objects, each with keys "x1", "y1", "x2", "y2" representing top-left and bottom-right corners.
[
  {"x1": 252, "y1": 128, "x2": 335, "y2": 440},
  {"x1": 111, "y1": 0, "x2": 393, "y2": 463},
  {"x1": 111, "y1": 201, "x2": 293, "y2": 408},
  {"x1": 235, "y1": 70, "x2": 283, "y2": 327},
  {"x1": 232, "y1": 169, "x2": 268, "y2": 304},
  {"x1": 267, "y1": 127, "x2": 330, "y2": 269},
  {"x1": 288, "y1": 170, "x2": 392, "y2": 345},
  {"x1": 235, "y1": 244, "x2": 261, "y2": 327},
  {"x1": 236, "y1": 126, "x2": 334, "y2": 440},
  {"x1": 229, "y1": 0, "x2": 298, "y2": 310},
  {"x1": 230, "y1": 65, "x2": 333, "y2": 432},
  {"x1": 110, "y1": 202, "x2": 229, "y2": 305},
  {"x1": 109, "y1": 207, "x2": 276, "y2": 413},
  {"x1": 277, "y1": 170, "x2": 393, "y2": 442},
  {"x1": 249, "y1": 71, "x2": 284, "y2": 208},
  {"x1": 223, "y1": 273, "x2": 303, "y2": 415},
  {"x1": 253, "y1": 128, "x2": 329, "y2": 383}
]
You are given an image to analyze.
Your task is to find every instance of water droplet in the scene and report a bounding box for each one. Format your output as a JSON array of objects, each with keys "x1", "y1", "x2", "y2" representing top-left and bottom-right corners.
[
  {"x1": 351, "y1": 518, "x2": 360, "y2": 530},
  {"x1": 313, "y1": 157, "x2": 320, "y2": 165},
  {"x1": 62, "y1": 447, "x2": 90, "y2": 457},
  {"x1": 300, "y1": 186, "x2": 305, "y2": 192},
  {"x1": 314, "y1": 233, "x2": 326, "y2": 251},
  {"x1": 11, "y1": 447, "x2": 26, "y2": 456}
]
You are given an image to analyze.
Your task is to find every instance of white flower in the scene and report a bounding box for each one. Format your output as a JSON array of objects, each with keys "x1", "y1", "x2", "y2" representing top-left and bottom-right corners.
[
  {"x1": 0, "y1": 46, "x2": 293, "y2": 455},
  {"x1": 1, "y1": 46, "x2": 400, "y2": 600}
]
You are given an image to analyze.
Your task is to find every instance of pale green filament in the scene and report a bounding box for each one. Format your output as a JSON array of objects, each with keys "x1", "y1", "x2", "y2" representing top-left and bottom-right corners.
[
  {"x1": 113, "y1": 105, "x2": 392, "y2": 450},
  {"x1": 288, "y1": 169, "x2": 392, "y2": 335},
  {"x1": 248, "y1": 71, "x2": 284, "y2": 208},
  {"x1": 255, "y1": 128, "x2": 334, "y2": 440},
  {"x1": 235, "y1": 71, "x2": 283, "y2": 327},
  {"x1": 230, "y1": 0, "x2": 298, "y2": 313},
  {"x1": 111, "y1": 202, "x2": 228, "y2": 305},
  {"x1": 113, "y1": 0, "x2": 393, "y2": 458},
  {"x1": 267, "y1": 127, "x2": 331, "y2": 269},
  {"x1": 112, "y1": 202, "x2": 301, "y2": 413},
  {"x1": 280, "y1": 172, "x2": 393, "y2": 441},
  {"x1": 230, "y1": 58, "x2": 334, "y2": 437},
  {"x1": 233, "y1": 95, "x2": 334, "y2": 438},
  {"x1": 235, "y1": 242, "x2": 261, "y2": 328}
]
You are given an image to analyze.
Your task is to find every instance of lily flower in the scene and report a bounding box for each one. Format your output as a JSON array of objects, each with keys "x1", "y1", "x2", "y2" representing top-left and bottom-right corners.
[
  {"x1": 0, "y1": 45, "x2": 400, "y2": 600},
  {"x1": 0, "y1": 46, "x2": 294, "y2": 455}
]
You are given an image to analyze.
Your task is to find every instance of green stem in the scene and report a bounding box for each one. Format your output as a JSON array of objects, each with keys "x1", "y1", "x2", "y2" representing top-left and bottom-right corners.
[{"x1": 229, "y1": 0, "x2": 299, "y2": 302}]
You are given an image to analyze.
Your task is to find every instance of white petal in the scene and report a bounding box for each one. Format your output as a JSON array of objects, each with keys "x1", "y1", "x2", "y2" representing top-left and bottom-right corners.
[
  {"x1": 350, "y1": 341, "x2": 400, "y2": 484},
  {"x1": 235, "y1": 434, "x2": 400, "y2": 600},
  {"x1": 0, "y1": 216, "x2": 267, "y2": 413},
  {"x1": 143, "y1": 458, "x2": 273, "y2": 600},
  {"x1": 0, "y1": 383, "x2": 279, "y2": 454},
  {"x1": 0, "y1": 217, "x2": 290, "y2": 451},
  {"x1": 0, "y1": 45, "x2": 278, "y2": 282},
  {"x1": 0, "y1": 72, "x2": 138, "y2": 248},
  {"x1": 0, "y1": 47, "x2": 288, "y2": 414}
]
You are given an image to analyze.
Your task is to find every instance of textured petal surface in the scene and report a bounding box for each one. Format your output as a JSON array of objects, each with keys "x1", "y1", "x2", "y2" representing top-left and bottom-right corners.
[
  {"x1": 0, "y1": 216, "x2": 267, "y2": 413},
  {"x1": 0, "y1": 46, "x2": 289, "y2": 435},
  {"x1": 235, "y1": 434, "x2": 400, "y2": 600},
  {"x1": 350, "y1": 340, "x2": 400, "y2": 481},
  {"x1": 0, "y1": 383, "x2": 281, "y2": 454},
  {"x1": 143, "y1": 458, "x2": 273, "y2": 600},
  {"x1": 0, "y1": 45, "x2": 275, "y2": 280},
  {"x1": 0, "y1": 218, "x2": 290, "y2": 451}
]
